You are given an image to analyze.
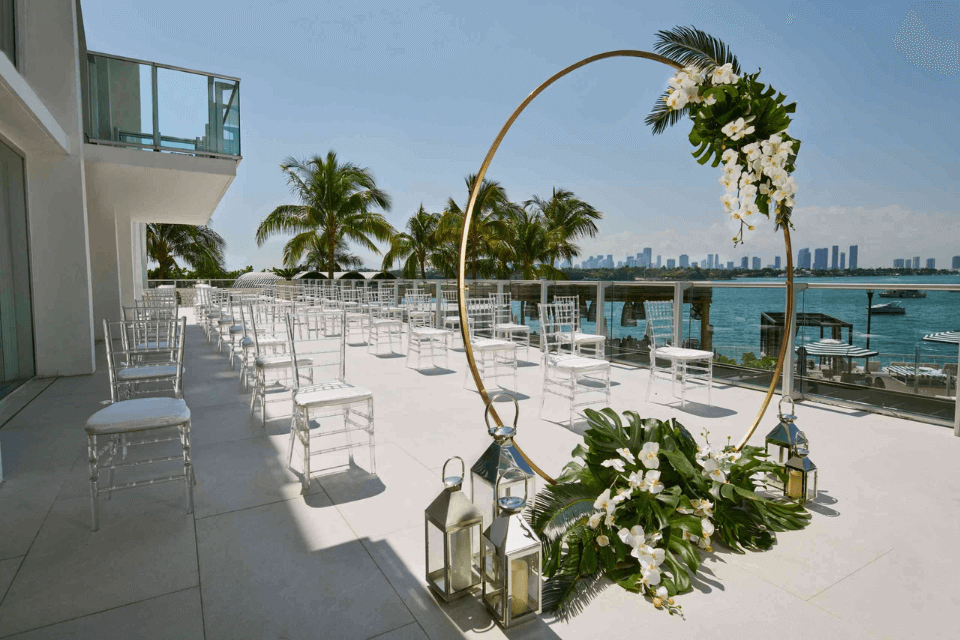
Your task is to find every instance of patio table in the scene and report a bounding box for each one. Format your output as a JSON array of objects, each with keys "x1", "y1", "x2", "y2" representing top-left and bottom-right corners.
[{"x1": 922, "y1": 331, "x2": 960, "y2": 436}]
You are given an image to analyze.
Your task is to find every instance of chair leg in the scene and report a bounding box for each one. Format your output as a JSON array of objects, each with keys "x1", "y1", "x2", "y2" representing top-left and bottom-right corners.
[
  {"x1": 181, "y1": 422, "x2": 194, "y2": 514},
  {"x1": 367, "y1": 399, "x2": 377, "y2": 475},
  {"x1": 646, "y1": 358, "x2": 655, "y2": 402},
  {"x1": 88, "y1": 434, "x2": 100, "y2": 532},
  {"x1": 680, "y1": 361, "x2": 687, "y2": 409},
  {"x1": 707, "y1": 359, "x2": 713, "y2": 406}
]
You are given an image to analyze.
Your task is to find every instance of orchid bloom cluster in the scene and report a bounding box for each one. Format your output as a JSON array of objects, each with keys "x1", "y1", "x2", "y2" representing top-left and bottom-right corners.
[
  {"x1": 663, "y1": 63, "x2": 799, "y2": 244},
  {"x1": 588, "y1": 443, "x2": 678, "y2": 611}
]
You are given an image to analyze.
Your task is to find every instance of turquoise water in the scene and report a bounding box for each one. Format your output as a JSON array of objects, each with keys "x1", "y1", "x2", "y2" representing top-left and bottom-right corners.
[{"x1": 512, "y1": 275, "x2": 960, "y2": 367}]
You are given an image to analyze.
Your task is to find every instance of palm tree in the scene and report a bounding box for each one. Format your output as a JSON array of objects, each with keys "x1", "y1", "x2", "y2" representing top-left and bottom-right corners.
[
  {"x1": 439, "y1": 174, "x2": 512, "y2": 279},
  {"x1": 302, "y1": 237, "x2": 364, "y2": 272},
  {"x1": 255, "y1": 151, "x2": 394, "y2": 279},
  {"x1": 146, "y1": 223, "x2": 226, "y2": 279},
  {"x1": 381, "y1": 205, "x2": 441, "y2": 279},
  {"x1": 501, "y1": 209, "x2": 567, "y2": 280},
  {"x1": 270, "y1": 266, "x2": 301, "y2": 279},
  {"x1": 524, "y1": 188, "x2": 602, "y2": 267}
]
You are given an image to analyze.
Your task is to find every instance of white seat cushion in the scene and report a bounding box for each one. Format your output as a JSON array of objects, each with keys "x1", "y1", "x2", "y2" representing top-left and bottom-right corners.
[
  {"x1": 558, "y1": 332, "x2": 604, "y2": 344},
  {"x1": 495, "y1": 323, "x2": 529, "y2": 332},
  {"x1": 116, "y1": 364, "x2": 179, "y2": 381},
  {"x1": 655, "y1": 346, "x2": 714, "y2": 361},
  {"x1": 472, "y1": 338, "x2": 517, "y2": 351},
  {"x1": 218, "y1": 317, "x2": 234, "y2": 325},
  {"x1": 135, "y1": 341, "x2": 171, "y2": 350},
  {"x1": 372, "y1": 318, "x2": 402, "y2": 327},
  {"x1": 85, "y1": 398, "x2": 190, "y2": 435},
  {"x1": 548, "y1": 353, "x2": 610, "y2": 372},
  {"x1": 411, "y1": 327, "x2": 452, "y2": 338},
  {"x1": 255, "y1": 355, "x2": 311, "y2": 369},
  {"x1": 294, "y1": 380, "x2": 373, "y2": 408}
]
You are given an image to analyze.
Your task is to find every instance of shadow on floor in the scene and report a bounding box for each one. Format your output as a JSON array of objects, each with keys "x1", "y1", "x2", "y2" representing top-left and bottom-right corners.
[
  {"x1": 805, "y1": 490, "x2": 841, "y2": 517},
  {"x1": 309, "y1": 458, "x2": 385, "y2": 504},
  {"x1": 669, "y1": 402, "x2": 738, "y2": 418},
  {"x1": 415, "y1": 368, "x2": 456, "y2": 377}
]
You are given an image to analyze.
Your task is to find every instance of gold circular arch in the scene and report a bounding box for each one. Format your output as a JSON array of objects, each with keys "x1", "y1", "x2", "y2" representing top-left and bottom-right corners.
[{"x1": 456, "y1": 50, "x2": 795, "y2": 484}]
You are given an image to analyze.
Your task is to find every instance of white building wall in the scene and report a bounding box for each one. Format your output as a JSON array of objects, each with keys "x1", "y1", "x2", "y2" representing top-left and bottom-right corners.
[{"x1": 14, "y1": 0, "x2": 96, "y2": 375}]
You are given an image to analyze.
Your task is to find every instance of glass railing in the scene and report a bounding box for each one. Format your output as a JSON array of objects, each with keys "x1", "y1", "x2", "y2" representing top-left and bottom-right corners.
[
  {"x1": 148, "y1": 276, "x2": 960, "y2": 427},
  {"x1": 84, "y1": 52, "x2": 240, "y2": 158}
]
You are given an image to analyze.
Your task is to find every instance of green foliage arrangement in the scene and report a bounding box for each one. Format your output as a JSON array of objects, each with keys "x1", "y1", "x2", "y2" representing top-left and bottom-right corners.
[{"x1": 527, "y1": 409, "x2": 810, "y2": 617}]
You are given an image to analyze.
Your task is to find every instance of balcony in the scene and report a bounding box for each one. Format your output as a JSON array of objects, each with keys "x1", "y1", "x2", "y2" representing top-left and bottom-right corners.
[
  {"x1": 84, "y1": 52, "x2": 240, "y2": 159},
  {"x1": 81, "y1": 52, "x2": 241, "y2": 226}
]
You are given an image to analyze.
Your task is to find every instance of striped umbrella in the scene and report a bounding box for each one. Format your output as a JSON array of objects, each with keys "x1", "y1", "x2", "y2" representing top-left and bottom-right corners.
[
  {"x1": 796, "y1": 340, "x2": 879, "y2": 358},
  {"x1": 922, "y1": 331, "x2": 960, "y2": 437}
]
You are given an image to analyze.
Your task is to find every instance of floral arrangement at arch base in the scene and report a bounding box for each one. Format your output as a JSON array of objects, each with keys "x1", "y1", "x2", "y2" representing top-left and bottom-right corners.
[{"x1": 527, "y1": 409, "x2": 810, "y2": 617}]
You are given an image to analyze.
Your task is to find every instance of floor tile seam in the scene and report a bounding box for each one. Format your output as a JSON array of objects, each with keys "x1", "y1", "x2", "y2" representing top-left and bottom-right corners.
[
  {"x1": 0, "y1": 556, "x2": 24, "y2": 611},
  {"x1": 191, "y1": 508, "x2": 208, "y2": 640},
  {"x1": 0, "y1": 585, "x2": 200, "y2": 639},
  {"x1": 192, "y1": 483, "x2": 326, "y2": 522},
  {"x1": 364, "y1": 621, "x2": 427, "y2": 640},
  {"x1": 331, "y1": 500, "x2": 421, "y2": 634},
  {"x1": 803, "y1": 547, "x2": 896, "y2": 603},
  {"x1": 0, "y1": 378, "x2": 59, "y2": 430}
]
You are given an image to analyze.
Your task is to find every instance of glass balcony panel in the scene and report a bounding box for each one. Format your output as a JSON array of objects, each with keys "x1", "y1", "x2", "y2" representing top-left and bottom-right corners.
[
  {"x1": 0, "y1": 0, "x2": 15, "y2": 66},
  {"x1": 85, "y1": 53, "x2": 240, "y2": 157}
]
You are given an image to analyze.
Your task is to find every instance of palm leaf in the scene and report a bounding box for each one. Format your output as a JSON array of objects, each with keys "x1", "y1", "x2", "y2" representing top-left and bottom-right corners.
[
  {"x1": 653, "y1": 25, "x2": 741, "y2": 74},
  {"x1": 527, "y1": 482, "x2": 599, "y2": 542},
  {"x1": 645, "y1": 91, "x2": 692, "y2": 135}
]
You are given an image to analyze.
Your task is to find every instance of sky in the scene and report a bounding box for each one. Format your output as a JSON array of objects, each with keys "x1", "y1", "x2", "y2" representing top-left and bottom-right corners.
[{"x1": 81, "y1": 0, "x2": 960, "y2": 271}]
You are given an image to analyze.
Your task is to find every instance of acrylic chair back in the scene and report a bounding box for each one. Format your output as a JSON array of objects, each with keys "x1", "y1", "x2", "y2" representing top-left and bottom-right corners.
[
  {"x1": 285, "y1": 308, "x2": 347, "y2": 391},
  {"x1": 553, "y1": 296, "x2": 583, "y2": 330},
  {"x1": 489, "y1": 292, "x2": 514, "y2": 326},
  {"x1": 466, "y1": 297, "x2": 495, "y2": 338},
  {"x1": 102, "y1": 316, "x2": 186, "y2": 402},
  {"x1": 643, "y1": 301, "x2": 675, "y2": 350},
  {"x1": 538, "y1": 303, "x2": 576, "y2": 356}
]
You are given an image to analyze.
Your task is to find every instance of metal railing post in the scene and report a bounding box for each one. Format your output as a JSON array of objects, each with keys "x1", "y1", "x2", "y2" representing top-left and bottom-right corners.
[
  {"x1": 151, "y1": 65, "x2": 160, "y2": 150},
  {"x1": 597, "y1": 282, "x2": 608, "y2": 338},
  {"x1": 783, "y1": 283, "x2": 807, "y2": 399}
]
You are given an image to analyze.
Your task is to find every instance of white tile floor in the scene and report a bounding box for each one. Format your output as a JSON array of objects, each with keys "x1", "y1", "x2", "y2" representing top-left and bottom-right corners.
[{"x1": 0, "y1": 311, "x2": 958, "y2": 639}]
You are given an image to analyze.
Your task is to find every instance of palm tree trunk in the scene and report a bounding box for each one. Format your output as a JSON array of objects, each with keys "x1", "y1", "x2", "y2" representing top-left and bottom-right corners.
[{"x1": 328, "y1": 236, "x2": 336, "y2": 280}]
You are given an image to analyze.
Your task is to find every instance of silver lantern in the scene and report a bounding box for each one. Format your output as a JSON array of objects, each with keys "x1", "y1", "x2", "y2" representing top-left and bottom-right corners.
[
  {"x1": 784, "y1": 437, "x2": 818, "y2": 503},
  {"x1": 481, "y1": 469, "x2": 541, "y2": 628},
  {"x1": 424, "y1": 457, "x2": 483, "y2": 601},
  {"x1": 470, "y1": 392, "x2": 535, "y2": 530},
  {"x1": 764, "y1": 396, "x2": 807, "y2": 489}
]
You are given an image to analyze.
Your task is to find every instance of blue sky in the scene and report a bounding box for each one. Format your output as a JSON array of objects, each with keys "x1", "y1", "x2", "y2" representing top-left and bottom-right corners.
[{"x1": 82, "y1": 0, "x2": 959, "y2": 270}]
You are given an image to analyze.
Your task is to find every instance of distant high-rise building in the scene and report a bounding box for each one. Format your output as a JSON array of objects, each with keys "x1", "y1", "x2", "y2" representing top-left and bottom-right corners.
[
  {"x1": 741, "y1": 256, "x2": 749, "y2": 269},
  {"x1": 831, "y1": 245, "x2": 839, "y2": 270},
  {"x1": 774, "y1": 256, "x2": 781, "y2": 269},
  {"x1": 953, "y1": 256, "x2": 960, "y2": 270},
  {"x1": 926, "y1": 258, "x2": 936, "y2": 269},
  {"x1": 714, "y1": 254, "x2": 720, "y2": 269},
  {"x1": 752, "y1": 257, "x2": 761, "y2": 270},
  {"x1": 797, "y1": 248, "x2": 811, "y2": 269},
  {"x1": 606, "y1": 254, "x2": 614, "y2": 269},
  {"x1": 679, "y1": 254, "x2": 689, "y2": 268},
  {"x1": 692, "y1": 261, "x2": 698, "y2": 268},
  {"x1": 617, "y1": 261, "x2": 623, "y2": 268},
  {"x1": 727, "y1": 261, "x2": 734, "y2": 270},
  {"x1": 893, "y1": 259, "x2": 904, "y2": 268},
  {"x1": 849, "y1": 245, "x2": 858, "y2": 270},
  {"x1": 626, "y1": 256, "x2": 635, "y2": 267},
  {"x1": 667, "y1": 258, "x2": 676, "y2": 269},
  {"x1": 656, "y1": 255, "x2": 662, "y2": 268},
  {"x1": 840, "y1": 252, "x2": 845, "y2": 270},
  {"x1": 705, "y1": 255, "x2": 712, "y2": 269},
  {"x1": 642, "y1": 247, "x2": 653, "y2": 268},
  {"x1": 912, "y1": 256, "x2": 920, "y2": 269},
  {"x1": 813, "y1": 248, "x2": 829, "y2": 270}
]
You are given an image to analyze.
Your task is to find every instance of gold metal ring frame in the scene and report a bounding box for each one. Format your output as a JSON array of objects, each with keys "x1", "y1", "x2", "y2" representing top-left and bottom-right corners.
[{"x1": 456, "y1": 50, "x2": 795, "y2": 484}]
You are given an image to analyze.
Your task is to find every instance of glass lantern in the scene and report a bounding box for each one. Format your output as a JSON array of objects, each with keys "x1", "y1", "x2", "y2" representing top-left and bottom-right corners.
[
  {"x1": 481, "y1": 469, "x2": 542, "y2": 628},
  {"x1": 765, "y1": 396, "x2": 805, "y2": 489},
  {"x1": 424, "y1": 457, "x2": 483, "y2": 601},
  {"x1": 470, "y1": 392, "x2": 535, "y2": 529},
  {"x1": 784, "y1": 443, "x2": 818, "y2": 503}
]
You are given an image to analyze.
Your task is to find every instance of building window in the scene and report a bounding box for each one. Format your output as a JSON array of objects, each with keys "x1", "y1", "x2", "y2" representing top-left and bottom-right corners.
[
  {"x1": 0, "y1": 139, "x2": 34, "y2": 397},
  {"x1": 0, "y1": 0, "x2": 15, "y2": 67}
]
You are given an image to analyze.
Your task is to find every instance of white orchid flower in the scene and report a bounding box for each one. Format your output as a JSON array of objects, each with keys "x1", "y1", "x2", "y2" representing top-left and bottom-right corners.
[
  {"x1": 758, "y1": 181, "x2": 771, "y2": 195},
  {"x1": 701, "y1": 518, "x2": 715, "y2": 538},
  {"x1": 665, "y1": 90, "x2": 688, "y2": 110},
  {"x1": 587, "y1": 512, "x2": 603, "y2": 529},
  {"x1": 612, "y1": 489, "x2": 630, "y2": 505},
  {"x1": 642, "y1": 470, "x2": 665, "y2": 494},
  {"x1": 641, "y1": 567, "x2": 662, "y2": 587},
  {"x1": 702, "y1": 458, "x2": 727, "y2": 483},
  {"x1": 601, "y1": 458, "x2": 626, "y2": 473},
  {"x1": 742, "y1": 142, "x2": 762, "y2": 161},
  {"x1": 683, "y1": 529, "x2": 700, "y2": 544},
  {"x1": 618, "y1": 525, "x2": 644, "y2": 548},
  {"x1": 725, "y1": 450, "x2": 742, "y2": 463},
  {"x1": 704, "y1": 93, "x2": 717, "y2": 105},
  {"x1": 604, "y1": 512, "x2": 615, "y2": 527},
  {"x1": 722, "y1": 162, "x2": 742, "y2": 177},
  {"x1": 616, "y1": 447, "x2": 636, "y2": 465},
  {"x1": 720, "y1": 193, "x2": 739, "y2": 213},
  {"x1": 683, "y1": 65, "x2": 705, "y2": 84},
  {"x1": 721, "y1": 149, "x2": 738, "y2": 164},
  {"x1": 742, "y1": 202, "x2": 759, "y2": 217},
  {"x1": 730, "y1": 208, "x2": 743, "y2": 221},
  {"x1": 691, "y1": 498, "x2": 714, "y2": 518},
  {"x1": 718, "y1": 173, "x2": 737, "y2": 192},
  {"x1": 711, "y1": 63, "x2": 737, "y2": 85},
  {"x1": 740, "y1": 184, "x2": 758, "y2": 200},
  {"x1": 698, "y1": 535, "x2": 712, "y2": 550},
  {"x1": 639, "y1": 442, "x2": 660, "y2": 469},
  {"x1": 594, "y1": 488, "x2": 615, "y2": 513},
  {"x1": 720, "y1": 118, "x2": 744, "y2": 138},
  {"x1": 627, "y1": 470, "x2": 644, "y2": 491},
  {"x1": 656, "y1": 586, "x2": 669, "y2": 599},
  {"x1": 597, "y1": 534, "x2": 610, "y2": 547},
  {"x1": 739, "y1": 171, "x2": 757, "y2": 187}
]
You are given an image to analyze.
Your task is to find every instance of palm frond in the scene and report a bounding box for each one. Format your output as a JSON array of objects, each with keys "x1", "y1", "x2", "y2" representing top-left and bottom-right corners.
[
  {"x1": 653, "y1": 25, "x2": 741, "y2": 74},
  {"x1": 527, "y1": 482, "x2": 598, "y2": 542},
  {"x1": 645, "y1": 91, "x2": 692, "y2": 135},
  {"x1": 546, "y1": 571, "x2": 609, "y2": 620}
]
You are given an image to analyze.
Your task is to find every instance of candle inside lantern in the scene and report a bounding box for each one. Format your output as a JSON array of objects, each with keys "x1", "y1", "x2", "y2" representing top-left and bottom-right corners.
[
  {"x1": 787, "y1": 469, "x2": 803, "y2": 500},
  {"x1": 510, "y1": 557, "x2": 529, "y2": 617},
  {"x1": 449, "y1": 527, "x2": 472, "y2": 592}
]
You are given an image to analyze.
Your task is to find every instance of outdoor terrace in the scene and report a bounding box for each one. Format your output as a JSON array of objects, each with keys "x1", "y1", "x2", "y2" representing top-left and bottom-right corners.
[{"x1": 0, "y1": 310, "x2": 957, "y2": 639}]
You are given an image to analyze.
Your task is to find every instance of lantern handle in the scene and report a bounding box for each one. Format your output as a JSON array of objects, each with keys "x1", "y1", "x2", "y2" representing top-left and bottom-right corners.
[
  {"x1": 442, "y1": 456, "x2": 464, "y2": 481},
  {"x1": 495, "y1": 468, "x2": 529, "y2": 505},
  {"x1": 483, "y1": 391, "x2": 519, "y2": 435},
  {"x1": 778, "y1": 395, "x2": 795, "y2": 418}
]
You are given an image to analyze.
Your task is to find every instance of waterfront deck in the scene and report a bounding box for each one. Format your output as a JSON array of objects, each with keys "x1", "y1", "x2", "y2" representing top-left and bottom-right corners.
[{"x1": 0, "y1": 311, "x2": 957, "y2": 639}]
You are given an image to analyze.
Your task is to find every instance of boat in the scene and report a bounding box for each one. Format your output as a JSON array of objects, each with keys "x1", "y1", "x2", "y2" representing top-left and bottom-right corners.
[
  {"x1": 870, "y1": 302, "x2": 906, "y2": 315},
  {"x1": 878, "y1": 289, "x2": 926, "y2": 298}
]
